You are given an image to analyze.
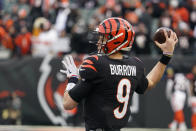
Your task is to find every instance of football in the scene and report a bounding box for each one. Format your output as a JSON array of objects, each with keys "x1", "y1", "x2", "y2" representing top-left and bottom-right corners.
[{"x1": 153, "y1": 27, "x2": 172, "y2": 44}]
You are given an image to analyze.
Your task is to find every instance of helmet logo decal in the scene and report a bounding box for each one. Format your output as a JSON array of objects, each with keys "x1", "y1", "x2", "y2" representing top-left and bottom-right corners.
[
  {"x1": 107, "y1": 40, "x2": 128, "y2": 56},
  {"x1": 114, "y1": 18, "x2": 120, "y2": 35},
  {"x1": 108, "y1": 19, "x2": 112, "y2": 33},
  {"x1": 102, "y1": 22, "x2": 107, "y2": 34},
  {"x1": 108, "y1": 33, "x2": 123, "y2": 42}
]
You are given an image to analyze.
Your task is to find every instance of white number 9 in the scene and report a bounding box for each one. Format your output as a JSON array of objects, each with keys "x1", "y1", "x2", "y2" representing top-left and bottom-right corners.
[{"x1": 114, "y1": 78, "x2": 131, "y2": 119}]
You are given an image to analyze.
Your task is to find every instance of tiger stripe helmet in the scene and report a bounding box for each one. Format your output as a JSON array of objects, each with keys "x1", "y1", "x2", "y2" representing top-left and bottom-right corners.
[{"x1": 96, "y1": 17, "x2": 135, "y2": 55}]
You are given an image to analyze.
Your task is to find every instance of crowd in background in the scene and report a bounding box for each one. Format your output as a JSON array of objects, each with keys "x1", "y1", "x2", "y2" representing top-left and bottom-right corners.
[{"x1": 0, "y1": 0, "x2": 195, "y2": 59}]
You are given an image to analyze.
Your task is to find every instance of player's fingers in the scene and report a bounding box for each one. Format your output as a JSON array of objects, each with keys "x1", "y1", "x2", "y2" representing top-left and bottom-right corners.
[
  {"x1": 163, "y1": 29, "x2": 169, "y2": 40},
  {"x1": 154, "y1": 41, "x2": 162, "y2": 48},
  {"x1": 62, "y1": 55, "x2": 69, "y2": 65},
  {"x1": 63, "y1": 55, "x2": 72, "y2": 64},
  {"x1": 174, "y1": 32, "x2": 178, "y2": 44},
  {"x1": 68, "y1": 55, "x2": 76, "y2": 71},
  {"x1": 61, "y1": 60, "x2": 66, "y2": 67},
  {"x1": 65, "y1": 55, "x2": 72, "y2": 68},
  {"x1": 63, "y1": 55, "x2": 69, "y2": 62},
  {"x1": 68, "y1": 55, "x2": 76, "y2": 68},
  {"x1": 62, "y1": 60, "x2": 69, "y2": 71},
  {"x1": 60, "y1": 69, "x2": 67, "y2": 74},
  {"x1": 170, "y1": 31, "x2": 177, "y2": 45},
  {"x1": 175, "y1": 37, "x2": 178, "y2": 44},
  {"x1": 170, "y1": 31, "x2": 175, "y2": 40}
]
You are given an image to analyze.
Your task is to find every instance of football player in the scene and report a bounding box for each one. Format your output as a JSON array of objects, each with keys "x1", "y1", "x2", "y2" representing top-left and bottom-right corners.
[
  {"x1": 187, "y1": 65, "x2": 196, "y2": 131},
  {"x1": 61, "y1": 17, "x2": 178, "y2": 131},
  {"x1": 166, "y1": 72, "x2": 190, "y2": 131}
]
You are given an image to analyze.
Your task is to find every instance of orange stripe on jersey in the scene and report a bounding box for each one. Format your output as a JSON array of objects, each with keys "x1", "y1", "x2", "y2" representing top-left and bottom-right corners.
[
  {"x1": 81, "y1": 65, "x2": 97, "y2": 72},
  {"x1": 91, "y1": 55, "x2": 98, "y2": 61},
  {"x1": 83, "y1": 59, "x2": 94, "y2": 64}
]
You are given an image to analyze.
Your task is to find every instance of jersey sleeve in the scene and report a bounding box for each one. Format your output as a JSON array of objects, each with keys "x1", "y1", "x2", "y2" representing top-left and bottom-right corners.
[
  {"x1": 69, "y1": 80, "x2": 92, "y2": 103},
  {"x1": 133, "y1": 57, "x2": 149, "y2": 94},
  {"x1": 68, "y1": 55, "x2": 99, "y2": 102},
  {"x1": 135, "y1": 73, "x2": 148, "y2": 94},
  {"x1": 79, "y1": 55, "x2": 99, "y2": 81}
]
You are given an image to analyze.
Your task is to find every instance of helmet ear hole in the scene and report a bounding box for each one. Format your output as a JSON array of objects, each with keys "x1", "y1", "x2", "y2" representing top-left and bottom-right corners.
[
  {"x1": 104, "y1": 46, "x2": 108, "y2": 53},
  {"x1": 107, "y1": 34, "x2": 113, "y2": 40}
]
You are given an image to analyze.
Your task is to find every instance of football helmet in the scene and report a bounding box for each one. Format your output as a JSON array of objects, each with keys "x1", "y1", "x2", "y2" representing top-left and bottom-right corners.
[{"x1": 96, "y1": 17, "x2": 135, "y2": 55}]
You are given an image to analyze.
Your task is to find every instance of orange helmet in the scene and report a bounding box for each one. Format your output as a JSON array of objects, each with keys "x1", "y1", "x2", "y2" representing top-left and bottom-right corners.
[{"x1": 96, "y1": 17, "x2": 135, "y2": 55}]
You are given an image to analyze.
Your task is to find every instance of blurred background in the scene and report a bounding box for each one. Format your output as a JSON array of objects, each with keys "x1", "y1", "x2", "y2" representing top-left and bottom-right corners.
[{"x1": 0, "y1": 0, "x2": 196, "y2": 130}]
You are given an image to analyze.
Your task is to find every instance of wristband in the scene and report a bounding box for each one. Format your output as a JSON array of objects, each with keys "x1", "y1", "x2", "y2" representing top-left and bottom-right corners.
[
  {"x1": 65, "y1": 83, "x2": 76, "y2": 92},
  {"x1": 68, "y1": 77, "x2": 78, "y2": 84},
  {"x1": 65, "y1": 77, "x2": 79, "y2": 92},
  {"x1": 159, "y1": 55, "x2": 171, "y2": 65}
]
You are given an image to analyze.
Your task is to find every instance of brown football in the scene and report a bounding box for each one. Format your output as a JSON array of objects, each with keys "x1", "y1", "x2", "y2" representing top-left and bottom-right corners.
[{"x1": 153, "y1": 27, "x2": 172, "y2": 44}]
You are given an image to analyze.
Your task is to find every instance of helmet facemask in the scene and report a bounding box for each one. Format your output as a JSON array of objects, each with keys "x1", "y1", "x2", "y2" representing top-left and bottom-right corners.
[{"x1": 97, "y1": 33, "x2": 108, "y2": 55}]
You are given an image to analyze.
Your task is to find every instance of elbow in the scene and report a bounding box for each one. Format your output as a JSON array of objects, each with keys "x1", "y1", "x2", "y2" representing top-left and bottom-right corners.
[
  {"x1": 63, "y1": 100, "x2": 74, "y2": 110},
  {"x1": 147, "y1": 79, "x2": 156, "y2": 90},
  {"x1": 148, "y1": 85, "x2": 155, "y2": 91},
  {"x1": 64, "y1": 106, "x2": 73, "y2": 110}
]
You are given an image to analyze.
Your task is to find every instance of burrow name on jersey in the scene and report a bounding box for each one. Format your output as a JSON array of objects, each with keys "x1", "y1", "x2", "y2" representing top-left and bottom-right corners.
[{"x1": 109, "y1": 64, "x2": 136, "y2": 76}]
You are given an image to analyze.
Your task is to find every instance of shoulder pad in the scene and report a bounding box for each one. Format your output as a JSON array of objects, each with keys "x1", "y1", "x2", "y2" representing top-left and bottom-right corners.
[{"x1": 79, "y1": 55, "x2": 99, "y2": 80}]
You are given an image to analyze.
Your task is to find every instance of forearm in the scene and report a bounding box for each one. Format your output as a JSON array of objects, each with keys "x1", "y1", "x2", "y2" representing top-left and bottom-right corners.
[
  {"x1": 147, "y1": 61, "x2": 167, "y2": 90},
  {"x1": 146, "y1": 28, "x2": 178, "y2": 90},
  {"x1": 63, "y1": 77, "x2": 79, "y2": 110},
  {"x1": 63, "y1": 91, "x2": 78, "y2": 110}
]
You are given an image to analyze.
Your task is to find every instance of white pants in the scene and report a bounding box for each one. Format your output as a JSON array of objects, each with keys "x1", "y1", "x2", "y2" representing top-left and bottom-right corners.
[
  {"x1": 191, "y1": 97, "x2": 196, "y2": 113},
  {"x1": 171, "y1": 91, "x2": 186, "y2": 112}
]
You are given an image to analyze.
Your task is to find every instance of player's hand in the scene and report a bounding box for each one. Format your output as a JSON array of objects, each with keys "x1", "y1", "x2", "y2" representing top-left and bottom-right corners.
[
  {"x1": 154, "y1": 29, "x2": 178, "y2": 57},
  {"x1": 60, "y1": 55, "x2": 79, "y2": 78}
]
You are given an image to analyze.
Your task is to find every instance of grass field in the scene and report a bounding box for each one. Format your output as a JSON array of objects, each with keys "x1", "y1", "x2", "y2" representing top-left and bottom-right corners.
[{"x1": 0, "y1": 126, "x2": 192, "y2": 131}]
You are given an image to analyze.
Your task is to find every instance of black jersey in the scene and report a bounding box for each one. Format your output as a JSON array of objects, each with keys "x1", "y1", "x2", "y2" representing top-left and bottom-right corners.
[{"x1": 69, "y1": 55, "x2": 148, "y2": 130}]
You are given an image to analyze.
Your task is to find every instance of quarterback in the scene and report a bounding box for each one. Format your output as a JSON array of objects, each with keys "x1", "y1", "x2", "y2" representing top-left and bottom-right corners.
[{"x1": 61, "y1": 17, "x2": 178, "y2": 131}]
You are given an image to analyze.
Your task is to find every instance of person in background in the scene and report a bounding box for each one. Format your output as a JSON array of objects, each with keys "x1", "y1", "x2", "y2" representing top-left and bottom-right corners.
[
  {"x1": 31, "y1": 19, "x2": 58, "y2": 57},
  {"x1": 187, "y1": 64, "x2": 196, "y2": 131},
  {"x1": 10, "y1": 92, "x2": 22, "y2": 125},
  {"x1": 166, "y1": 69, "x2": 191, "y2": 131},
  {"x1": 14, "y1": 26, "x2": 32, "y2": 56}
]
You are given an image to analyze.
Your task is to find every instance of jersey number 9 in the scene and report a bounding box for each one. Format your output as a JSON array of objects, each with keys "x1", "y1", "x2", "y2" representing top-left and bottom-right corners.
[{"x1": 114, "y1": 78, "x2": 131, "y2": 119}]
